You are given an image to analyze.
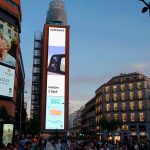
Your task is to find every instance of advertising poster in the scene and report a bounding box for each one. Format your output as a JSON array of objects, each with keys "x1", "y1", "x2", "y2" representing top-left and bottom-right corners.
[
  {"x1": 0, "y1": 20, "x2": 18, "y2": 98},
  {"x1": 0, "y1": 65, "x2": 15, "y2": 97},
  {"x1": 45, "y1": 27, "x2": 66, "y2": 130},
  {"x1": 2, "y1": 124, "x2": 14, "y2": 146}
]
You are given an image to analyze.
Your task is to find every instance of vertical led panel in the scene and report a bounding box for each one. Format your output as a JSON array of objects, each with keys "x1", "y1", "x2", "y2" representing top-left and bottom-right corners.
[{"x1": 45, "y1": 27, "x2": 66, "y2": 130}]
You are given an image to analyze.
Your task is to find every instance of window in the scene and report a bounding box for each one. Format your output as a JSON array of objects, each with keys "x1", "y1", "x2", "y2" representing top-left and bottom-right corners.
[
  {"x1": 34, "y1": 50, "x2": 41, "y2": 56},
  {"x1": 130, "y1": 102, "x2": 134, "y2": 110},
  {"x1": 139, "y1": 125, "x2": 146, "y2": 131},
  {"x1": 34, "y1": 58, "x2": 40, "y2": 64},
  {"x1": 35, "y1": 41, "x2": 41, "y2": 49},
  {"x1": 114, "y1": 103, "x2": 118, "y2": 111},
  {"x1": 96, "y1": 97, "x2": 101, "y2": 105},
  {"x1": 122, "y1": 125, "x2": 128, "y2": 131},
  {"x1": 97, "y1": 106, "x2": 101, "y2": 113},
  {"x1": 32, "y1": 76, "x2": 40, "y2": 82},
  {"x1": 147, "y1": 83, "x2": 150, "y2": 89},
  {"x1": 139, "y1": 113, "x2": 144, "y2": 122},
  {"x1": 122, "y1": 103, "x2": 126, "y2": 111},
  {"x1": 114, "y1": 114, "x2": 118, "y2": 120},
  {"x1": 121, "y1": 93, "x2": 125, "y2": 100},
  {"x1": 137, "y1": 82, "x2": 142, "y2": 89},
  {"x1": 130, "y1": 92, "x2": 134, "y2": 100},
  {"x1": 105, "y1": 86, "x2": 110, "y2": 93},
  {"x1": 113, "y1": 86, "x2": 117, "y2": 92},
  {"x1": 106, "y1": 104, "x2": 110, "y2": 112},
  {"x1": 131, "y1": 113, "x2": 135, "y2": 122},
  {"x1": 106, "y1": 114, "x2": 111, "y2": 119},
  {"x1": 33, "y1": 67, "x2": 40, "y2": 73},
  {"x1": 105, "y1": 94, "x2": 110, "y2": 102},
  {"x1": 139, "y1": 101, "x2": 143, "y2": 110},
  {"x1": 114, "y1": 94, "x2": 117, "y2": 101},
  {"x1": 138, "y1": 91, "x2": 142, "y2": 99},
  {"x1": 121, "y1": 85, "x2": 125, "y2": 91},
  {"x1": 122, "y1": 114, "x2": 127, "y2": 122},
  {"x1": 129, "y1": 84, "x2": 133, "y2": 90}
]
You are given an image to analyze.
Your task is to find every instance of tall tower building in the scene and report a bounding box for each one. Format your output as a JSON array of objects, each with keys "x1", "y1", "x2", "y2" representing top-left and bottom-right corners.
[
  {"x1": 46, "y1": 0, "x2": 67, "y2": 25},
  {"x1": 30, "y1": 32, "x2": 43, "y2": 119},
  {"x1": 31, "y1": 0, "x2": 69, "y2": 135}
]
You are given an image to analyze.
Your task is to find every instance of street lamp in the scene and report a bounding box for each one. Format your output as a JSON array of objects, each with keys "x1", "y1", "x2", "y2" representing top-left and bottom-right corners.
[{"x1": 17, "y1": 90, "x2": 27, "y2": 136}]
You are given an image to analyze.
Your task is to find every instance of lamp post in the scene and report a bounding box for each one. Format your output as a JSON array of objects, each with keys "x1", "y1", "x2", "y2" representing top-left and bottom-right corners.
[{"x1": 17, "y1": 90, "x2": 27, "y2": 136}]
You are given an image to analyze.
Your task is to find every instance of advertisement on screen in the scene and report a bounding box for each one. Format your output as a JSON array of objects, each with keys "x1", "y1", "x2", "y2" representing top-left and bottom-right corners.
[
  {"x1": 0, "y1": 19, "x2": 18, "y2": 98},
  {"x1": 0, "y1": 65, "x2": 15, "y2": 97},
  {"x1": 45, "y1": 27, "x2": 66, "y2": 130},
  {"x1": 2, "y1": 124, "x2": 14, "y2": 146}
]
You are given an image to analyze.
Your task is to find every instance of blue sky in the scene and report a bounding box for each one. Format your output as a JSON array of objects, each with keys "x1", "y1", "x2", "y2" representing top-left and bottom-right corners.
[{"x1": 21, "y1": 0, "x2": 150, "y2": 116}]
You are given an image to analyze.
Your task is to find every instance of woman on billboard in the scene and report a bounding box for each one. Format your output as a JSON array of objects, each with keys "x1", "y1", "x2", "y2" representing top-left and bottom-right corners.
[{"x1": 0, "y1": 32, "x2": 16, "y2": 67}]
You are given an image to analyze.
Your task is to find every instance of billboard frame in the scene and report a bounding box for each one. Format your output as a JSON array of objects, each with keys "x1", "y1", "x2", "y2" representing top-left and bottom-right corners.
[{"x1": 41, "y1": 24, "x2": 69, "y2": 132}]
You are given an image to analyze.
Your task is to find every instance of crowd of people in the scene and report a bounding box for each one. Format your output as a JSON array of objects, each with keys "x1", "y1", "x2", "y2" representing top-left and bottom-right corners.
[{"x1": 0, "y1": 135, "x2": 150, "y2": 150}]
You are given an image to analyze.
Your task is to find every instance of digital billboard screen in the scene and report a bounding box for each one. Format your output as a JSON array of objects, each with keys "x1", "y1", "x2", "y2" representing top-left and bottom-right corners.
[
  {"x1": 2, "y1": 124, "x2": 14, "y2": 146},
  {"x1": 0, "y1": 65, "x2": 15, "y2": 97},
  {"x1": 45, "y1": 27, "x2": 66, "y2": 130},
  {"x1": 0, "y1": 20, "x2": 18, "y2": 98}
]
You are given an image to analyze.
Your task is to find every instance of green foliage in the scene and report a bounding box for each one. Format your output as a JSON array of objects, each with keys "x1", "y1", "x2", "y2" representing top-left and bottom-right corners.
[
  {"x1": 99, "y1": 118, "x2": 122, "y2": 132},
  {"x1": 139, "y1": 0, "x2": 150, "y2": 15},
  {"x1": 27, "y1": 117, "x2": 40, "y2": 135}
]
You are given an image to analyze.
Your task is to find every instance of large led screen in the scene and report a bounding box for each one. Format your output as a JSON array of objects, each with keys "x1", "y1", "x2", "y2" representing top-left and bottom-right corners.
[
  {"x1": 45, "y1": 27, "x2": 66, "y2": 130},
  {"x1": 0, "y1": 20, "x2": 18, "y2": 98},
  {"x1": 2, "y1": 124, "x2": 14, "y2": 146}
]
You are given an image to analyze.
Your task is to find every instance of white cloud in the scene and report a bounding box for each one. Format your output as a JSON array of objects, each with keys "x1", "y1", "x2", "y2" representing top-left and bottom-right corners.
[{"x1": 131, "y1": 63, "x2": 149, "y2": 70}]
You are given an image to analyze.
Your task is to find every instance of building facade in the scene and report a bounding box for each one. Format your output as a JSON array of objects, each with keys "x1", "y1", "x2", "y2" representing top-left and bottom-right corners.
[
  {"x1": 81, "y1": 97, "x2": 96, "y2": 139},
  {"x1": 30, "y1": 32, "x2": 43, "y2": 119},
  {"x1": 96, "y1": 72, "x2": 150, "y2": 142},
  {"x1": 69, "y1": 111, "x2": 78, "y2": 130},
  {"x1": 0, "y1": 0, "x2": 26, "y2": 143}
]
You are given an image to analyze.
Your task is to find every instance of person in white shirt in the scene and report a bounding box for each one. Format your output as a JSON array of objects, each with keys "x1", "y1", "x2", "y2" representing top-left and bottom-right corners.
[{"x1": 55, "y1": 139, "x2": 61, "y2": 150}]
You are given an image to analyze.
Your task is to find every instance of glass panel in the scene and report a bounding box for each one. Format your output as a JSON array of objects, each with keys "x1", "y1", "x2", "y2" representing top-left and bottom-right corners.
[
  {"x1": 130, "y1": 92, "x2": 134, "y2": 100},
  {"x1": 130, "y1": 102, "x2": 134, "y2": 110},
  {"x1": 129, "y1": 84, "x2": 133, "y2": 90},
  {"x1": 139, "y1": 101, "x2": 143, "y2": 110},
  {"x1": 122, "y1": 114, "x2": 127, "y2": 122},
  {"x1": 138, "y1": 91, "x2": 142, "y2": 99},
  {"x1": 113, "y1": 86, "x2": 117, "y2": 92},
  {"x1": 114, "y1": 103, "x2": 118, "y2": 111},
  {"x1": 106, "y1": 94, "x2": 110, "y2": 101},
  {"x1": 131, "y1": 113, "x2": 135, "y2": 122},
  {"x1": 121, "y1": 93, "x2": 125, "y2": 100},
  {"x1": 114, "y1": 94, "x2": 117, "y2": 101},
  {"x1": 121, "y1": 85, "x2": 125, "y2": 91},
  {"x1": 122, "y1": 103, "x2": 126, "y2": 111}
]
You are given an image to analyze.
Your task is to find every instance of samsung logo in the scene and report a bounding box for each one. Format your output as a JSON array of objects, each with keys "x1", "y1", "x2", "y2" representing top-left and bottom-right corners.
[{"x1": 50, "y1": 28, "x2": 64, "y2": 32}]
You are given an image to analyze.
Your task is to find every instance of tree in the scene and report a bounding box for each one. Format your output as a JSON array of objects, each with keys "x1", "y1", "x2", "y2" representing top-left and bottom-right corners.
[
  {"x1": 139, "y1": 0, "x2": 150, "y2": 15},
  {"x1": 27, "y1": 117, "x2": 40, "y2": 135},
  {"x1": 99, "y1": 118, "x2": 122, "y2": 133}
]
